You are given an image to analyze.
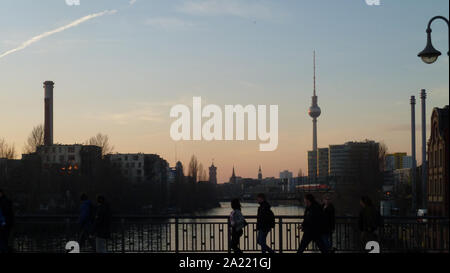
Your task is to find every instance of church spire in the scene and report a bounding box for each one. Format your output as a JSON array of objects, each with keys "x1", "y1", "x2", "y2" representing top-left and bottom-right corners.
[{"x1": 230, "y1": 165, "x2": 237, "y2": 184}]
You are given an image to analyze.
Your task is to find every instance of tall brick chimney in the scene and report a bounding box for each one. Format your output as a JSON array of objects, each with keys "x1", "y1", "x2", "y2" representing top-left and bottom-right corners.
[{"x1": 43, "y1": 81, "x2": 54, "y2": 146}]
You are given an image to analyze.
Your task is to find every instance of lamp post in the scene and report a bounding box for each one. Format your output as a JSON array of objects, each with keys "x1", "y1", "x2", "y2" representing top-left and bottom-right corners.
[
  {"x1": 418, "y1": 16, "x2": 449, "y2": 64},
  {"x1": 416, "y1": 16, "x2": 448, "y2": 214}
]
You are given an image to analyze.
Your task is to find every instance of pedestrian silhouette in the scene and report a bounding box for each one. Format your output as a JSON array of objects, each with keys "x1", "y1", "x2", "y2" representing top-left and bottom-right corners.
[
  {"x1": 78, "y1": 193, "x2": 95, "y2": 251},
  {"x1": 229, "y1": 199, "x2": 247, "y2": 254},
  {"x1": 358, "y1": 196, "x2": 382, "y2": 250},
  {"x1": 256, "y1": 193, "x2": 275, "y2": 254},
  {"x1": 297, "y1": 194, "x2": 328, "y2": 254},
  {"x1": 93, "y1": 195, "x2": 111, "y2": 253},
  {"x1": 321, "y1": 194, "x2": 336, "y2": 253}
]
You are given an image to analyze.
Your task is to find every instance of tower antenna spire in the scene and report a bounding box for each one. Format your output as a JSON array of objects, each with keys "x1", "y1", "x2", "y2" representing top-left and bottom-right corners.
[{"x1": 313, "y1": 50, "x2": 316, "y2": 96}]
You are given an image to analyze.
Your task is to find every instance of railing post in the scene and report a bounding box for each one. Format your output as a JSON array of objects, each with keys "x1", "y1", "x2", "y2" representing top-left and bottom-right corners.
[
  {"x1": 227, "y1": 219, "x2": 231, "y2": 253},
  {"x1": 121, "y1": 218, "x2": 125, "y2": 253},
  {"x1": 175, "y1": 217, "x2": 179, "y2": 253},
  {"x1": 65, "y1": 217, "x2": 71, "y2": 252},
  {"x1": 278, "y1": 217, "x2": 283, "y2": 254}
]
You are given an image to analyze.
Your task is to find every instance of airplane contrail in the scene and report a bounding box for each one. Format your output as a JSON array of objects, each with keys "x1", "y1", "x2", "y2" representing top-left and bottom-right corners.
[{"x1": 0, "y1": 10, "x2": 117, "y2": 60}]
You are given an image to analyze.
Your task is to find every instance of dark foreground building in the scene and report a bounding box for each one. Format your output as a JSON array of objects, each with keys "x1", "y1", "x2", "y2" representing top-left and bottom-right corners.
[{"x1": 427, "y1": 105, "x2": 449, "y2": 217}]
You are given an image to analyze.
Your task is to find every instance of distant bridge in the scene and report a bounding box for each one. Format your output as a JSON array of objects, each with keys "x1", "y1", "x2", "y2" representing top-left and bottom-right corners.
[{"x1": 221, "y1": 189, "x2": 335, "y2": 202}]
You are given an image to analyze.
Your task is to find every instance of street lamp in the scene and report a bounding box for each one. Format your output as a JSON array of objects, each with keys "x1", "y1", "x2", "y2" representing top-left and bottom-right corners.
[{"x1": 418, "y1": 16, "x2": 449, "y2": 64}]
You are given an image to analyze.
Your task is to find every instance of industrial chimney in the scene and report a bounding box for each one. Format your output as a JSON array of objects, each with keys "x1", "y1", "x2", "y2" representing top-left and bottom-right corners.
[
  {"x1": 43, "y1": 81, "x2": 54, "y2": 146},
  {"x1": 411, "y1": 95, "x2": 417, "y2": 212},
  {"x1": 421, "y1": 89, "x2": 427, "y2": 209}
]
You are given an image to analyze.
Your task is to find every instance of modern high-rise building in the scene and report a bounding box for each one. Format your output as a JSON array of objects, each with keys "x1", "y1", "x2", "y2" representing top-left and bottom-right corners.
[
  {"x1": 318, "y1": 148, "x2": 329, "y2": 178},
  {"x1": 385, "y1": 153, "x2": 413, "y2": 171},
  {"x1": 329, "y1": 141, "x2": 380, "y2": 179},
  {"x1": 308, "y1": 51, "x2": 322, "y2": 182},
  {"x1": 329, "y1": 144, "x2": 351, "y2": 178},
  {"x1": 307, "y1": 150, "x2": 317, "y2": 179}
]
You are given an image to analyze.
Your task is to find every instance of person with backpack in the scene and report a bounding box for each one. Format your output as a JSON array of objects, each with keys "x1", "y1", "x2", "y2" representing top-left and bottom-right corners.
[
  {"x1": 297, "y1": 194, "x2": 328, "y2": 253},
  {"x1": 78, "y1": 193, "x2": 94, "y2": 250},
  {"x1": 358, "y1": 196, "x2": 382, "y2": 249},
  {"x1": 229, "y1": 199, "x2": 247, "y2": 254},
  {"x1": 256, "y1": 193, "x2": 275, "y2": 254}
]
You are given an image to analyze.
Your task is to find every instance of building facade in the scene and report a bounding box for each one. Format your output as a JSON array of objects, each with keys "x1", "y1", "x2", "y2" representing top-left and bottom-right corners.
[
  {"x1": 34, "y1": 144, "x2": 101, "y2": 175},
  {"x1": 385, "y1": 153, "x2": 413, "y2": 171},
  {"x1": 106, "y1": 153, "x2": 169, "y2": 184},
  {"x1": 280, "y1": 170, "x2": 294, "y2": 192},
  {"x1": 307, "y1": 150, "x2": 317, "y2": 180},
  {"x1": 318, "y1": 148, "x2": 329, "y2": 178},
  {"x1": 329, "y1": 141, "x2": 379, "y2": 178},
  {"x1": 427, "y1": 106, "x2": 449, "y2": 216}
]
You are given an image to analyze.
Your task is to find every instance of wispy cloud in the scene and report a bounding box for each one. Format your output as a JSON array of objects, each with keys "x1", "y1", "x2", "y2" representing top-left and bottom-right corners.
[
  {"x1": 145, "y1": 17, "x2": 195, "y2": 30},
  {"x1": 83, "y1": 99, "x2": 193, "y2": 125},
  {"x1": 176, "y1": 0, "x2": 274, "y2": 19},
  {"x1": 129, "y1": 0, "x2": 137, "y2": 5},
  {"x1": 385, "y1": 123, "x2": 431, "y2": 132},
  {"x1": 86, "y1": 108, "x2": 164, "y2": 125},
  {"x1": 0, "y1": 10, "x2": 117, "y2": 60}
]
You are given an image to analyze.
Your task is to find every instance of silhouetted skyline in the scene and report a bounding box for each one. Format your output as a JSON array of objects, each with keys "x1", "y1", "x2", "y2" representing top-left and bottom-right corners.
[{"x1": 0, "y1": 0, "x2": 448, "y2": 182}]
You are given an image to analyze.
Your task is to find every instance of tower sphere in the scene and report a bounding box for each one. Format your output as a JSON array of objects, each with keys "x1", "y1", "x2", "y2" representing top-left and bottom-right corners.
[{"x1": 309, "y1": 105, "x2": 321, "y2": 118}]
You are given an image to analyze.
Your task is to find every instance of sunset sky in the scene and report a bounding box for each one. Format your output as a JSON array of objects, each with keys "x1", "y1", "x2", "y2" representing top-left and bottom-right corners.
[{"x1": 0, "y1": 0, "x2": 448, "y2": 183}]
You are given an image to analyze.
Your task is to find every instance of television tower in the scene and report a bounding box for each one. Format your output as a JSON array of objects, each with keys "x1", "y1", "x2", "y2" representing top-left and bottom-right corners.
[{"x1": 308, "y1": 51, "x2": 321, "y2": 153}]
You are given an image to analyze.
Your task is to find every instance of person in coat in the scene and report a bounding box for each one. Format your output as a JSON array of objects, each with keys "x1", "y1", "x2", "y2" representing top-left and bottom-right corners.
[
  {"x1": 256, "y1": 193, "x2": 275, "y2": 254},
  {"x1": 93, "y1": 195, "x2": 111, "y2": 253},
  {"x1": 229, "y1": 199, "x2": 246, "y2": 253},
  {"x1": 297, "y1": 194, "x2": 328, "y2": 253}
]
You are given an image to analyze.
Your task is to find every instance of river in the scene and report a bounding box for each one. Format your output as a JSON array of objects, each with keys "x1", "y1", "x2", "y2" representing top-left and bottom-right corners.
[{"x1": 194, "y1": 202, "x2": 305, "y2": 217}]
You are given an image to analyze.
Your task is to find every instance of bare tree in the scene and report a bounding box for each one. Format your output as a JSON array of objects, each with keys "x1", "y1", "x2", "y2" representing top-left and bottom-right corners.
[
  {"x1": 188, "y1": 155, "x2": 199, "y2": 183},
  {"x1": 198, "y1": 163, "x2": 207, "y2": 182},
  {"x1": 378, "y1": 142, "x2": 388, "y2": 172},
  {"x1": 0, "y1": 138, "x2": 16, "y2": 159},
  {"x1": 86, "y1": 133, "x2": 114, "y2": 156},
  {"x1": 23, "y1": 124, "x2": 44, "y2": 154}
]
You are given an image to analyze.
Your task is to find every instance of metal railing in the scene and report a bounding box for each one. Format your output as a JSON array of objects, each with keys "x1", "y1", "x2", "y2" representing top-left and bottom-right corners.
[{"x1": 11, "y1": 215, "x2": 449, "y2": 253}]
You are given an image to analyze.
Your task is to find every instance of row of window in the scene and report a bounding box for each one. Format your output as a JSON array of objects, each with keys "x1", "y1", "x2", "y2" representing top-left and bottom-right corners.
[
  {"x1": 45, "y1": 155, "x2": 76, "y2": 162},
  {"x1": 429, "y1": 177, "x2": 445, "y2": 198},
  {"x1": 112, "y1": 162, "x2": 142, "y2": 168},
  {"x1": 43, "y1": 147, "x2": 76, "y2": 153},
  {"x1": 122, "y1": 169, "x2": 142, "y2": 176},
  {"x1": 113, "y1": 155, "x2": 141, "y2": 161},
  {"x1": 429, "y1": 148, "x2": 445, "y2": 168}
]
